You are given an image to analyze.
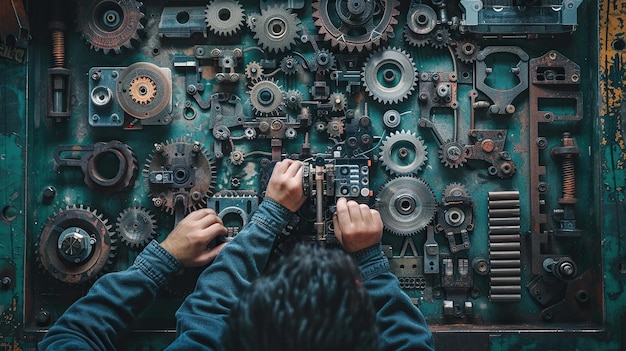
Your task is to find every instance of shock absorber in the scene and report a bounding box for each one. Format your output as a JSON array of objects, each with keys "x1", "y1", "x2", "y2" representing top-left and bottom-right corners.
[
  {"x1": 47, "y1": 0, "x2": 72, "y2": 121},
  {"x1": 551, "y1": 132, "x2": 581, "y2": 236}
]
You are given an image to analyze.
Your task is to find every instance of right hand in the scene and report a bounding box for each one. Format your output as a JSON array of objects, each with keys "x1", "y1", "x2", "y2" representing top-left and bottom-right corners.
[
  {"x1": 265, "y1": 159, "x2": 307, "y2": 212},
  {"x1": 333, "y1": 197, "x2": 383, "y2": 253},
  {"x1": 161, "y1": 208, "x2": 228, "y2": 267}
]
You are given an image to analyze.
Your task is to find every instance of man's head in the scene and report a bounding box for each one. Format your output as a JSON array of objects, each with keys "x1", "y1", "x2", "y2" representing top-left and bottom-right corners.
[{"x1": 222, "y1": 243, "x2": 379, "y2": 351}]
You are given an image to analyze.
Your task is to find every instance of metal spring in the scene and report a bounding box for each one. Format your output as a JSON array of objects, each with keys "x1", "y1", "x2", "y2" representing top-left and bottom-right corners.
[
  {"x1": 51, "y1": 30, "x2": 65, "y2": 68},
  {"x1": 561, "y1": 157, "x2": 576, "y2": 200}
]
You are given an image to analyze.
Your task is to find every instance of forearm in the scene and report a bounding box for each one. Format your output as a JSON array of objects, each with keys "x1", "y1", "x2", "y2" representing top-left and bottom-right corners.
[
  {"x1": 170, "y1": 198, "x2": 295, "y2": 348},
  {"x1": 354, "y1": 245, "x2": 435, "y2": 351},
  {"x1": 38, "y1": 241, "x2": 182, "y2": 350}
]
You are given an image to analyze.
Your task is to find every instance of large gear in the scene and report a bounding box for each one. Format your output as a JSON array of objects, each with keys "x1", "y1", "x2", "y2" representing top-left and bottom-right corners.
[
  {"x1": 406, "y1": 4, "x2": 437, "y2": 35},
  {"x1": 117, "y1": 62, "x2": 172, "y2": 119},
  {"x1": 429, "y1": 28, "x2": 452, "y2": 49},
  {"x1": 76, "y1": 0, "x2": 144, "y2": 55},
  {"x1": 329, "y1": 92, "x2": 346, "y2": 111},
  {"x1": 362, "y1": 47, "x2": 418, "y2": 105},
  {"x1": 205, "y1": 0, "x2": 245, "y2": 36},
  {"x1": 376, "y1": 177, "x2": 437, "y2": 236},
  {"x1": 380, "y1": 130, "x2": 428, "y2": 175},
  {"x1": 439, "y1": 140, "x2": 469, "y2": 168},
  {"x1": 248, "y1": 78, "x2": 284, "y2": 116},
  {"x1": 248, "y1": 5, "x2": 301, "y2": 53},
  {"x1": 312, "y1": 0, "x2": 400, "y2": 52},
  {"x1": 454, "y1": 40, "x2": 481, "y2": 64},
  {"x1": 37, "y1": 205, "x2": 116, "y2": 284},
  {"x1": 244, "y1": 61, "x2": 264, "y2": 80},
  {"x1": 116, "y1": 207, "x2": 157, "y2": 248},
  {"x1": 443, "y1": 183, "x2": 469, "y2": 198},
  {"x1": 144, "y1": 138, "x2": 216, "y2": 214}
]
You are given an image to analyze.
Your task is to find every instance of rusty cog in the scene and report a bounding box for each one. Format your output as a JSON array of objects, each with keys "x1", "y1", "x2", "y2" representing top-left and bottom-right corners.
[
  {"x1": 439, "y1": 140, "x2": 469, "y2": 168},
  {"x1": 326, "y1": 118, "x2": 345, "y2": 137},
  {"x1": 129, "y1": 76, "x2": 157, "y2": 105},
  {"x1": 443, "y1": 183, "x2": 469, "y2": 198}
]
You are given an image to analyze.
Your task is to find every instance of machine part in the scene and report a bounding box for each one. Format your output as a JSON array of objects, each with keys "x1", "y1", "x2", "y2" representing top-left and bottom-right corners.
[
  {"x1": 244, "y1": 61, "x2": 264, "y2": 80},
  {"x1": 116, "y1": 62, "x2": 173, "y2": 120},
  {"x1": 475, "y1": 46, "x2": 529, "y2": 116},
  {"x1": 543, "y1": 257, "x2": 578, "y2": 280},
  {"x1": 38, "y1": 205, "x2": 116, "y2": 284},
  {"x1": 205, "y1": 0, "x2": 245, "y2": 36},
  {"x1": 466, "y1": 129, "x2": 516, "y2": 178},
  {"x1": 53, "y1": 140, "x2": 138, "y2": 195},
  {"x1": 228, "y1": 150, "x2": 246, "y2": 166},
  {"x1": 207, "y1": 192, "x2": 259, "y2": 238},
  {"x1": 0, "y1": 0, "x2": 30, "y2": 48},
  {"x1": 158, "y1": 7, "x2": 207, "y2": 38},
  {"x1": 406, "y1": 4, "x2": 437, "y2": 35},
  {"x1": 377, "y1": 177, "x2": 437, "y2": 236},
  {"x1": 329, "y1": 92, "x2": 346, "y2": 112},
  {"x1": 379, "y1": 130, "x2": 428, "y2": 176},
  {"x1": 423, "y1": 226, "x2": 439, "y2": 274},
  {"x1": 361, "y1": 47, "x2": 418, "y2": 105},
  {"x1": 442, "y1": 258, "x2": 474, "y2": 318},
  {"x1": 284, "y1": 89, "x2": 303, "y2": 109},
  {"x1": 248, "y1": 78, "x2": 284, "y2": 116},
  {"x1": 404, "y1": 29, "x2": 431, "y2": 47},
  {"x1": 459, "y1": 0, "x2": 582, "y2": 37},
  {"x1": 383, "y1": 110, "x2": 401, "y2": 129},
  {"x1": 528, "y1": 50, "x2": 582, "y2": 274},
  {"x1": 454, "y1": 40, "x2": 480, "y2": 64},
  {"x1": 145, "y1": 139, "x2": 216, "y2": 214},
  {"x1": 280, "y1": 55, "x2": 301, "y2": 75},
  {"x1": 418, "y1": 71, "x2": 458, "y2": 121},
  {"x1": 47, "y1": 6, "x2": 71, "y2": 121},
  {"x1": 389, "y1": 237, "x2": 427, "y2": 289},
  {"x1": 312, "y1": 0, "x2": 400, "y2": 52},
  {"x1": 325, "y1": 118, "x2": 345, "y2": 138},
  {"x1": 488, "y1": 191, "x2": 521, "y2": 302},
  {"x1": 429, "y1": 28, "x2": 451, "y2": 49},
  {"x1": 439, "y1": 140, "x2": 468, "y2": 168},
  {"x1": 193, "y1": 46, "x2": 244, "y2": 83},
  {"x1": 116, "y1": 207, "x2": 157, "y2": 248},
  {"x1": 551, "y1": 132, "x2": 581, "y2": 236},
  {"x1": 76, "y1": 0, "x2": 144, "y2": 54},
  {"x1": 312, "y1": 49, "x2": 336, "y2": 74},
  {"x1": 248, "y1": 5, "x2": 301, "y2": 53},
  {"x1": 437, "y1": 183, "x2": 474, "y2": 253}
]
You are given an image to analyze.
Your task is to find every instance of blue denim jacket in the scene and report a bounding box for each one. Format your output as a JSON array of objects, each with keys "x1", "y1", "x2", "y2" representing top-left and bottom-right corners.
[{"x1": 39, "y1": 198, "x2": 434, "y2": 351}]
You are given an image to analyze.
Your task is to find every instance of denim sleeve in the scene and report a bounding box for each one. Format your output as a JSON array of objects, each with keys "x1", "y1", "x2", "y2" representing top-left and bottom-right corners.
[
  {"x1": 166, "y1": 198, "x2": 295, "y2": 350},
  {"x1": 352, "y1": 244, "x2": 435, "y2": 351},
  {"x1": 38, "y1": 240, "x2": 183, "y2": 351}
]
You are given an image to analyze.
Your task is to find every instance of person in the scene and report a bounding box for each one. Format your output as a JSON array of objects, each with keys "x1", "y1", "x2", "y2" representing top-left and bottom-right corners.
[{"x1": 39, "y1": 159, "x2": 434, "y2": 351}]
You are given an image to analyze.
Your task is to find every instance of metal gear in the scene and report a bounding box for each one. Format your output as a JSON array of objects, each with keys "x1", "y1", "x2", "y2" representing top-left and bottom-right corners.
[
  {"x1": 326, "y1": 118, "x2": 345, "y2": 137},
  {"x1": 362, "y1": 47, "x2": 417, "y2": 105},
  {"x1": 454, "y1": 40, "x2": 481, "y2": 64},
  {"x1": 144, "y1": 138, "x2": 216, "y2": 214},
  {"x1": 280, "y1": 55, "x2": 301, "y2": 75},
  {"x1": 376, "y1": 177, "x2": 437, "y2": 236},
  {"x1": 248, "y1": 5, "x2": 301, "y2": 53},
  {"x1": 429, "y1": 28, "x2": 451, "y2": 49},
  {"x1": 229, "y1": 150, "x2": 245, "y2": 166},
  {"x1": 249, "y1": 78, "x2": 284, "y2": 116},
  {"x1": 38, "y1": 205, "x2": 116, "y2": 284},
  {"x1": 439, "y1": 140, "x2": 468, "y2": 168},
  {"x1": 205, "y1": 0, "x2": 245, "y2": 36},
  {"x1": 443, "y1": 183, "x2": 469, "y2": 198},
  {"x1": 284, "y1": 89, "x2": 303, "y2": 109},
  {"x1": 245, "y1": 61, "x2": 264, "y2": 80},
  {"x1": 76, "y1": 0, "x2": 144, "y2": 54},
  {"x1": 129, "y1": 76, "x2": 157, "y2": 105},
  {"x1": 329, "y1": 92, "x2": 346, "y2": 111},
  {"x1": 406, "y1": 4, "x2": 437, "y2": 35},
  {"x1": 379, "y1": 130, "x2": 428, "y2": 175},
  {"x1": 312, "y1": 49, "x2": 336, "y2": 73},
  {"x1": 312, "y1": 0, "x2": 400, "y2": 52},
  {"x1": 116, "y1": 207, "x2": 157, "y2": 248},
  {"x1": 404, "y1": 29, "x2": 431, "y2": 47},
  {"x1": 117, "y1": 62, "x2": 172, "y2": 119}
]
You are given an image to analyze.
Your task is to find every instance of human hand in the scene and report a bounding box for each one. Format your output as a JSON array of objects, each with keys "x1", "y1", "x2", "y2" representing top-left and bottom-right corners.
[
  {"x1": 265, "y1": 159, "x2": 307, "y2": 212},
  {"x1": 161, "y1": 208, "x2": 228, "y2": 267},
  {"x1": 333, "y1": 197, "x2": 383, "y2": 253}
]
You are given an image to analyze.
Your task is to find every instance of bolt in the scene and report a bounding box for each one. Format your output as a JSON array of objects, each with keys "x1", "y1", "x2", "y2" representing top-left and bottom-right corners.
[
  {"x1": 446, "y1": 145, "x2": 462, "y2": 161},
  {"x1": 1, "y1": 276, "x2": 11, "y2": 288},
  {"x1": 481, "y1": 139, "x2": 495, "y2": 153},
  {"x1": 232, "y1": 48, "x2": 242, "y2": 57},
  {"x1": 210, "y1": 48, "x2": 221, "y2": 57},
  {"x1": 538, "y1": 182, "x2": 548, "y2": 193},
  {"x1": 187, "y1": 85, "x2": 197, "y2": 95},
  {"x1": 152, "y1": 198, "x2": 163, "y2": 207},
  {"x1": 42, "y1": 186, "x2": 56, "y2": 204},
  {"x1": 398, "y1": 147, "x2": 409, "y2": 159},
  {"x1": 505, "y1": 105, "x2": 516, "y2": 114},
  {"x1": 36, "y1": 310, "x2": 51, "y2": 326},
  {"x1": 536, "y1": 137, "x2": 547, "y2": 149},
  {"x1": 191, "y1": 191, "x2": 202, "y2": 201},
  {"x1": 489, "y1": 105, "x2": 500, "y2": 114}
]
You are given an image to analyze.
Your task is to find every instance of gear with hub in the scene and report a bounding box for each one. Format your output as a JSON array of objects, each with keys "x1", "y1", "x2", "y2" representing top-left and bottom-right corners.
[
  {"x1": 248, "y1": 5, "x2": 301, "y2": 53},
  {"x1": 205, "y1": 0, "x2": 245, "y2": 36},
  {"x1": 376, "y1": 177, "x2": 437, "y2": 236},
  {"x1": 248, "y1": 78, "x2": 284, "y2": 116},
  {"x1": 116, "y1": 207, "x2": 157, "y2": 248},
  {"x1": 361, "y1": 47, "x2": 418, "y2": 105},
  {"x1": 379, "y1": 130, "x2": 428, "y2": 175},
  {"x1": 439, "y1": 140, "x2": 469, "y2": 168}
]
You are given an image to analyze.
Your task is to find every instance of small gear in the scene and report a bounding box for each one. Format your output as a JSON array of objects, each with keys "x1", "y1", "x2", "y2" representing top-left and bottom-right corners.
[
  {"x1": 443, "y1": 183, "x2": 469, "y2": 198},
  {"x1": 229, "y1": 150, "x2": 245, "y2": 166},
  {"x1": 439, "y1": 140, "x2": 468, "y2": 168},
  {"x1": 312, "y1": 49, "x2": 336, "y2": 73},
  {"x1": 249, "y1": 5, "x2": 301, "y2": 53},
  {"x1": 249, "y1": 78, "x2": 284, "y2": 116},
  {"x1": 326, "y1": 118, "x2": 344, "y2": 137},
  {"x1": 404, "y1": 28, "x2": 431, "y2": 47},
  {"x1": 205, "y1": 0, "x2": 245, "y2": 36},
  {"x1": 245, "y1": 61, "x2": 264, "y2": 80},
  {"x1": 129, "y1": 76, "x2": 157, "y2": 105},
  {"x1": 116, "y1": 207, "x2": 157, "y2": 248},
  {"x1": 243, "y1": 127, "x2": 257, "y2": 140},
  {"x1": 454, "y1": 40, "x2": 481, "y2": 64},
  {"x1": 76, "y1": 0, "x2": 144, "y2": 54},
  {"x1": 376, "y1": 177, "x2": 437, "y2": 236},
  {"x1": 406, "y1": 4, "x2": 437, "y2": 35},
  {"x1": 429, "y1": 28, "x2": 451, "y2": 49},
  {"x1": 284, "y1": 90, "x2": 303, "y2": 109},
  {"x1": 329, "y1": 92, "x2": 346, "y2": 111},
  {"x1": 379, "y1": 130, "x2": 428, "y2": 175},
  {"x1": 362, "y1": 47, "x2": 418, "y2": 105},
  {"x1": 280, "y1": 55, "x2": 301, "y2": 75}
]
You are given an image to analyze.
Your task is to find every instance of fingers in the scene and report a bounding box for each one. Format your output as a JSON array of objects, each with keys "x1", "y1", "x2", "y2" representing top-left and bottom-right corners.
[
  {"x1": 191, "y1": 242, "x2": 227, "y2": 267},
  {"x1": 332, "y1": 213, "x2": 343, "y2": 246}
]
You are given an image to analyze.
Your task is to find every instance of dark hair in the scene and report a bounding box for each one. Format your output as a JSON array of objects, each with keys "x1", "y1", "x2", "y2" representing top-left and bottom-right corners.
[{"x1": 222, "y1": 243, "x2": 379, "y2": 351}]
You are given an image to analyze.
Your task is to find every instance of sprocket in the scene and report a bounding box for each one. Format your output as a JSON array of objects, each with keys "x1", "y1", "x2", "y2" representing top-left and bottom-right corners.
[
  {"x1": 248, "y1": 5, "x2": 301, "y2": 53},
  {"x1": 362, "y1": 47, "x2": 418, "y2": 105},
  {"x1": 439, "y1": 140, "x2": 468, "y2": 168},
  {"x1": 443, "y1": 183, "x2": 469, "y2": 198},
  {"x1": 116, "y1": 207, "x2": 157, "y2": 248},
  {"x1": 280, "y1": 55, "x2": 301, "y2": 75},
  {"x1": 379, "y1": 130, "x2": 428, "y2": 175},
  {"x1": 245, "y1": 61, "x2": 264, "y2": 80},
  {"x1": 329, "y1": 92, "x2": 346, "y2": 111},
  {"x1": 429, "y1": 28, "x2": 451, "y2": 49},
  {"x1": 404, "y1": 28, "x2": 431, "y2": 47},
  {"x1": 326, "y1": 118, "x2": 345, "y2": 137},
  {"x1": 376, "y1": 177, "x2": 437, "y2": 236},
  {"x1": 454, "y1": 40, "x2": 481, "y2": 64},
  {"x1": 248, "y1": 78, "x2": 284, "y2": 116},
  {"x1": 205, "y1": 0, "x2": 245, "y2": 36}
]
